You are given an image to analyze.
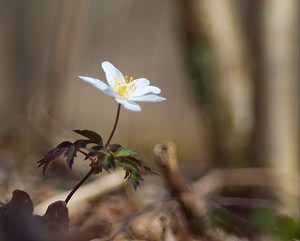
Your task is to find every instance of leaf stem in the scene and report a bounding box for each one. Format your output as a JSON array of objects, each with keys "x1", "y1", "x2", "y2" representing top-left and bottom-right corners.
[
  {"x1": 77, "y1": 149, "x2": 96, "y2": 163},
  {"x1": 65, "y1": 104, "x2": 122, "y2": 204}
]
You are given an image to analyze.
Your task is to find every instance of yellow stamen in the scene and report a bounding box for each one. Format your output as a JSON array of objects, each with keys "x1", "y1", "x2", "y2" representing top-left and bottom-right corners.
[{"x1": 111, "y1": 75, "x2": 136, "y2": 99}]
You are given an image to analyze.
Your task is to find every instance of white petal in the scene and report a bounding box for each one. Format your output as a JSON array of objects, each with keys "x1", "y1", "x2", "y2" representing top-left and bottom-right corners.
[
  {"x1": 131, "y1": 86, "x2": 161, "y2": 97},
  {"x1": 130, "y1": 94, "x2": 166, "y2": 102},
  {"x1": 101, "y1": 61, "x2": 124, "y2": 87},
  {"x1": 101, "y1": 87, "x2": 116, "y2": 97},
  {"x1": 79, "y1": 76, "x2": 115, "y2": 97},
  {"x1": 133, "y1": 78, "x2": 150, "y2": 88},
  {"x1": 79, "y1": 76, "x2": 107, "y2": 90},
  {"x1": 116, "y1": 99, "x2": 141, "y2": 112}
]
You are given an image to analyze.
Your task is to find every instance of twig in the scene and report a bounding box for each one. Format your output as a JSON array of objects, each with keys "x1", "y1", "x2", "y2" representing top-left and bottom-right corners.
[
  {"x1": 153, "y1": 141, "x2": 213, "y2": 239},
  {"x1": 153, "y1": 141, "x2": 259, "y2": 241},
  {"x1": 193, "y1": 168, "x2": 277, "y2": 196}
]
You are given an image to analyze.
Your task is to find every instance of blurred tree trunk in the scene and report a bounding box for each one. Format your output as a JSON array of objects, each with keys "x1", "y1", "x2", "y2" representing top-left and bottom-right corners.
[
  {"x1": 260, "y1": 0, "x2": 299, "y2": 217},
  {"x1": 43, "y1": 0, "x2": 88, "y2": 143},
  {"x1": 176, "y1": 0, "x2": 254, "y2": 166},
  {"x1": 0, "y1": 0, "x2": 87, "y2": 140},
  {"x1": 0, "y1": 1, "x2": 40, "y2": 134},
  {"x1": 176, "y1": 0, "x2": 299, "y2": 218},
  {"x1": 26, "y1": 0, "x2": 88, "y2": 143}
]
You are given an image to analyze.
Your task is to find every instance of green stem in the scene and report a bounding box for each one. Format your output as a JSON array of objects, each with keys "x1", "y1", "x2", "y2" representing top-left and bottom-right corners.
[{"x1": 65, "y1": 104, "x2": 121, "y2": 204}]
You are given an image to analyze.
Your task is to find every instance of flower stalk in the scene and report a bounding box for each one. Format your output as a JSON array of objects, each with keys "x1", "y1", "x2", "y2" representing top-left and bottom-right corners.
[{"x1": 65, "y1": 104, "x2": 121, "y2": 204}]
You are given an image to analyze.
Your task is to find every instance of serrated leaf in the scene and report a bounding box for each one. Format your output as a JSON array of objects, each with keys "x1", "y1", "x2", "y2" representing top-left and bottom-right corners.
[
  {"x1": 124, "y1": 169, "x2": 130, "y2": 179},
  {"x1": 86, "y1": 145, "x2": 101, "y2": 157},
  {"x1": 118, "y1": 160, "x2": 143, "y2": 190},
  {"x1": 127, "y1": 156, "x2": 159, "y2": 175},
  {"x1": 114, "y1": 147, "x2": 138, "y2": 158},
  {"x1": 64, "y1": 145, "x2": 77, "y2": 170},
  {"x1": 126, "y1": 156, "x2": 144, "y2": 167},
  {"x1": 90, "y1": 145, "x2": 102, "y2": 152},
  {"x1": 73, "y1": 139, "x2": 94, "y2": 149},
  {"x1": 128, "y1": 171, "x2": 143, "y2": 190},
  {"x1": 118, "y1": 161, "x2": 140, "y2": 173},
  {"x1": 99, "y1": 147, "x2": 112, "y2": 156},
  {"x1": 143, "y1": 165, "x2": 160, "y2": 175},
  {"x1": 100, "y1": 153, "x2": 115, "y2": 172},
  {"x1": 56, "y1": 141, "x2": 73, "y2": 148},
  {"x1": 73, "y1": 129, "x2": 103, "y2": 145},
  {"x1": 108, "y1": 144, "x2": 122, "y2": 152},
  {"x1": 37, "y1": 145, "x2": 69, "y2": 175}
]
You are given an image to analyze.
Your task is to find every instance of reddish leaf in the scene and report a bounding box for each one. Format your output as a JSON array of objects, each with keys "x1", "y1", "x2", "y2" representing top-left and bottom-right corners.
[
  {"x1": 37, "y1": 141, "x2": 72, "y2": 175},
  {"x1": 73, "y1": 129, "x2": 103, "y2": 145}
]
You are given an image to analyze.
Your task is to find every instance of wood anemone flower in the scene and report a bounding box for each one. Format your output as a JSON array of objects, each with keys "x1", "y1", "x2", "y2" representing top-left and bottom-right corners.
[{"x1": 79, "y1": 61, "x2": 166, "y2": 111}]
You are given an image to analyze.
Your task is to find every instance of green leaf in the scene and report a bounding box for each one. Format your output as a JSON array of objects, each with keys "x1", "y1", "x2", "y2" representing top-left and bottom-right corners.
[
  {"x1": 118, "y1": 160, "x2": 144, "y2": 189},
  {"x1": 251, "y1": 209, "x2": 300, "y2": 240},
  {"x1": 86, "y1": 145, "x2": 102, "y2": 157},
  {"x1": 73, "y1": 129, "x2": 103, "y2": 145},
  {"x1": 123, "y1": 156, "x2": 159, "y2": 175},
  {"x1": 108, "y1": 144, "x2": 122, "y2": 152},
  {"x1": 275, "y1": 216, "x2": 299, "y2": 241},
  {"x1": 64, "y1": 145, "x2": 77, "y2": 170},
  {"x1": 114, "y1": 147, "x2": 138, "y2": 158},
  {"x1": 118, "y1": 160, "x2": 140, "y2": 173},
  {"x1": 99, "y1": 147, "x2": 112, "y2": 156},
  {"x1": 126, "y1": 156, "x2": 143, "y2": 167},
  {"x1": 101, "y1": 153, "x2": 115, "y2": 172},
  {"x1": 128, "y1": 171, "x2": 143, "y2": 190},
  {"x1": 124, "y1": 168, "x2": 130, "y2": 179}
]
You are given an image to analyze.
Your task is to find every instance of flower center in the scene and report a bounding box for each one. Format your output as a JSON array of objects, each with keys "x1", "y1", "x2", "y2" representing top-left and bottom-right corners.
[{"x1": 112, "y1": 75, "x2": 136, "y2": 99}]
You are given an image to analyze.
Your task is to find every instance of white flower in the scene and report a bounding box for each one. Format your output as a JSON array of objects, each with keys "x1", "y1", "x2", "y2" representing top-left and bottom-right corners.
[{"x1": 79, "y1": 61, "x2": 166, "y2": 111}]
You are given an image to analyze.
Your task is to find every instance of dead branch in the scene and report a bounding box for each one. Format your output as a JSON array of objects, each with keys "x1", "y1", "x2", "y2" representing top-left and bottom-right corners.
[
  {"x1": 153, "y1": 141, "x2": 226, "y2": 241},
  {"x1": 193, "y1": 168, "x2": 277, "y2": 196}
]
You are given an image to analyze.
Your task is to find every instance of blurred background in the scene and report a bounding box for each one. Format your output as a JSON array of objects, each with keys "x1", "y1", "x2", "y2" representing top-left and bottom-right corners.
[{"x1": 0, "y1": 0, "x2": 298, "y2": 229}]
